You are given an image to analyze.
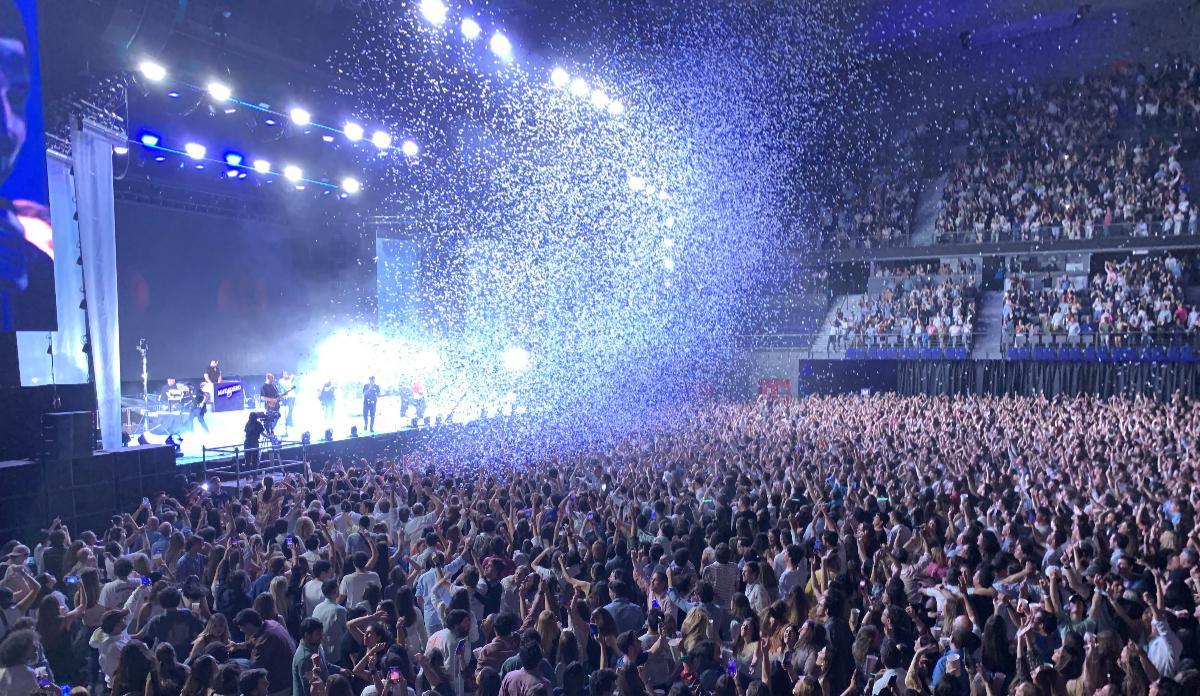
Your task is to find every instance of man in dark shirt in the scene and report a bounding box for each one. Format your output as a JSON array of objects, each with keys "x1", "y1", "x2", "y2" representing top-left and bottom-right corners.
[
  {"x1": 362, "y1": 376, "x2": 380, "y2": 432},
  {"x1": 244, "y1": 412, "x2": 265, "y2": 470},
  {"x1": 234, "y1": 609, "x2": 296, "y2": 696},
  {"x1": 260, "y1": 373, "x2": 282, "y2": 440},
  {"x1": 204, "y1": 359, "x2": 222, "y2": 386},
  {"x1": 136, "y1": 587, "x2": 204, "y2": 657},
  {"x1": 318, "y1": 381, "x2": 336, "y2": 424}
]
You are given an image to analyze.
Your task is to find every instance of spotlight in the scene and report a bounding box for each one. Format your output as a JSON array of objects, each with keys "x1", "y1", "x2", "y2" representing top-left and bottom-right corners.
[
  {"x1": 201, "y1": 482, "x2": 210, "y2": 492},
  {"x1": 290, "y1": 108, "x2": 311, "y2": 126},
  {"x1": 264, "y1": 118, "x2": 277, "y2": 126},
  {"x1": 301, "y1": 431, "x2": 311, "y2": 445},
  {"x1": 225, "y1": 169, "x2": 240, "y2": 178},
  {"x1": 137, "y1": 433, "x2": 149, "y2": 445},
  {"x1": 401, "y1": 140, "x2": 420, "y2": 158},
  {"x1": 350, "y1": 426, "x2": 359, "y2": 437},
  {"x1": 153, "y1": 156, "x2": 166, "y2": 162},
  {"x1": 607, "y1": 100, "x2": 625, "y2": 116},
  {"x1": 224, "y1": 152, "x2": 244, "y2": 167},
  {"x1": 341, "y1": 177, "x2": 361, "y2": 194},
  {"x1": 167, "y1": 91, "x2": 180, "y2": 98},
  {"x1": 628, "y1": 175, "x2": 645, "y2": 191},
  {"x1": 237, "y1": 172, "x2": 247, "y2": 179},
  {"x1": 113, "y1": 145, "x2": 129, "y2": 155},
  {"x1": 323, "y1": 428, "x2": 333, "y2": 442},
  {"x1": 461, "y1": 17, "x2": 481, "y2": 39},
  {"x1": 184, "y1": 143, "x2": 206, "y2": 160},
  {"x1": 344, "y1": 122, "x2": 364, "y2": 141},
  {"x1": 206, "y1": 81, "x2": 232, "y2": 101},
  {"x1": 322, "y1": 134, "x2": 335, "y2": 143},
  {"x1": 590, "y1": 90, "x2": 610, "y2": 109},
  {"x1": 489, "y1": 32, "x2": 513, "y2": 61},
  {"x1": 569, "y1": 78, "x2": 589, "y2": 98},
  {"x1": 371, "y1": 131, "x2": 392, "y2": 149},
  {"x1": 252, "y1": 159, "x2": 271, "y2": 174},
  {"x1": 419, "y1": 0, "x2": 448, "y2": 26},
  {"x1": 139, "y1": 133, "x2": 161, "y2": 148},
  {"x1": 138, "y1": 60, "x2": 167, "y2": 82},
  {"x1": 663, "y1": 257, "x2": 676, "y2": 271},
  {"x1": 550, "y1": 67, "x2": 570, "y2": 87},
  {"x1": 283, "y1": 165, "x2": 303, "y2": 181},
  {"x1": 500, "y1": 346, "x2": 530, "y2": 372}
]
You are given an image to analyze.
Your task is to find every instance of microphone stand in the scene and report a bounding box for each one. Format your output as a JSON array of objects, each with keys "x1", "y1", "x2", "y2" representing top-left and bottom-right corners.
[{"x1": 136, "y1": 339, "x2": 148, "y2": 400}]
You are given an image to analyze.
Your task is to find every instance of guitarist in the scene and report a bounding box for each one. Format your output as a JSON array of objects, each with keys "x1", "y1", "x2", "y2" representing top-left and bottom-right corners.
[
  {"x1": 260, "y1": 373, "x2": 282, "y2": 441},
  {"x1": 278, "y1": 370, "x2": 297, "y2": 430}
]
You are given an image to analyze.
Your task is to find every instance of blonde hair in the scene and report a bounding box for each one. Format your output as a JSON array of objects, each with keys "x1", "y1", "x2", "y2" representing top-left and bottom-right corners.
[
  {"x1": 295, "y1": 517, "x2": 316, "y2": 542},
  {"x1": 536, "y1": 609, "x2": 560, "y2": 658},
  {"x1": 269, "y1": 576, "x2": 290, "y2": 623}
]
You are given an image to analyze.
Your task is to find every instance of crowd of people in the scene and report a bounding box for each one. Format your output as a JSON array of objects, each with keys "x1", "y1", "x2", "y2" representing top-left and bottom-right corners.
[
  {"x1": 829, "y1": 262, "x2": 978, "y2": 349},
  {"x1": 13, "y1": 391, "x2": 1199, "y2": 696},
  {"x1": 934, "y1": 56, "x2": 1196, "y2": 245},
  {"x1": 1002, "y1": 254, "x2": 1200, "y2": 345},
  {"x1": 820, "y1": 131, "x2": 921, "y2": 250}
]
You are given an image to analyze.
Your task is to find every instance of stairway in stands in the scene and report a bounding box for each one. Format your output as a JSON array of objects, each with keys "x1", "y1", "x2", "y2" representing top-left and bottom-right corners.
[
  {"x1": 909, "y1": 174, "x2": 947, "y2": 246},
  {"x1": 971, "y1": 291, "x2": 1007, "y2": 359},
  {"x1": 811, "y1": 294, "x2": 861, "y2": 356}
]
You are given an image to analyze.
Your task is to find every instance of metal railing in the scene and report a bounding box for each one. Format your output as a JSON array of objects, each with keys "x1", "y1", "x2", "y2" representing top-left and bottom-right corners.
[
  {"x1": 742, "y1": 331, "x2": 982, "y2": 355},
  {"x1": 202, "y1": 438, "x2": 309, "y2": 488},
  {"x1": 1001, "y1": 330, "x2": 1200, "y2": 353},
  {"x1": 932, "y1": 221, "x2": 1196, "y2": 246}
]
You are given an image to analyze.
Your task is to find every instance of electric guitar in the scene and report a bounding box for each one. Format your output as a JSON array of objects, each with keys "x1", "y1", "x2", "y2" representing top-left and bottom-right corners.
[{"x1": 260, "y1": 385, "x2": 296, "y2": 411}]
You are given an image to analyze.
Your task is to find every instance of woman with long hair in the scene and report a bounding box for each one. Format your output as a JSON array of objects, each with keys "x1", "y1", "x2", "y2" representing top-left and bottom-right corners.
[
  {"x1": 732, "y1": 613, "x2": 761, "y2": 678},
  {"x1": 680, "y1": 607, "x2": 712, "y2": 656},
  {"x1": 162, "y1": 532, "x2": 186, "y2": 577},
  {"x1": 146, "y1": 642, "x2": 189, "y2": 696},
  {"x1": 536, "y1": 609, "x2": 561, "y2": 663},
  {"x1": 269, "y1": 575, "x2": 300, "y2": 637},
  {"x1": 202, "y1": 545, "x2": 225, "y2": 588},
  {"x1": 188, "y1": 613, "x2": 232, "y2": 664},
  {"x1": 180, "y1": 653, "x2": 216, "y2": 696},
  {"x1": 35, "y1": 591, "x2": 84, "y2": 683},
  {"x1": 791, "y1": 620, "x2": 827, "y2": 678},
  {"x1": 589, "y1": 607, "x2": 618, "y2": 669},
  {"x1": 109, "y1": 639, "x2": 154, "y2": 696},
  {"x1": 253, "y1": 592, "x2": 278, "y2": 625}
]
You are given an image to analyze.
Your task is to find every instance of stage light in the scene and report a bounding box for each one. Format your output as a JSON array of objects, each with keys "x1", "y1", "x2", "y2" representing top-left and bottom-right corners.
[
  {"x1": 252, "y1": 159, "x2": 271, "y2": 174},
  {"x1": 113, "y1": 145, "x2": 129, "y2": 155},
  {"x1": 663, "y1": 257, "x2": 676, "y2": 271},
  {"x1": 237, "y1": 172, "x2": 247, "y2": 179},
  {"x1": 500, "y1": 346, "x2": 530, "y2": 372},
  {"x1": 590, "y1": 90, "x2": 610, "y2": 109},
  {"x1": 461, "y1": 17, "x2": 481, "y2": 39},
  {"x1": 223, "y1": 107, "x2": 237, "y2": 114},
  {"x1": 139, "y1": 133, "x2": 161, "y2": 147},
  {"x1": 153, "y1": 156, "x2": 166, "y2": 162},
  {"x1": 138, "y1": 60, "x2": 167, "y2": 82},
  {"x1": 290, "y1": 107, "x2": 311, "y2": 126},
  {"x1": 550, "y1": 67, "x2": 570, "y2": 87},
  {"x1": 206, "y1": 81, "x2": 232, "y2": 101},
  {"x1": 419, "y1": 0, "x2": 448, "y2": 26},
  {"x1": 264, "y1": 118, "x2": 277, "y2": 126},
  {"x1": 301, "y1": 431, "x2": 311, "y2": 445},
  {"x1": 322, "y1": 134, "x2": 335, "y2": 143},
  {"x1": 628, "y1": 175, "x2": 645, "y2": 191},
  {"x1": 341, "y1": 177, "x2": 361, "y2": 194},
  {"x1": 201, "y1": 482, "x2": 210, "y2": 492},
  {"x1": 569, "y1": 78, "x2": 589, "y2": 97},
  {"x1": 401, "y1": 140, "x2": 420, "y2": 158},
  {"x1": 665, "y1": 216, "x2": 675, "y2": 228},
  {"x1": 224, "y1": 152, "x2": 244, "y2": 167},
  {"x1": 344, "y1": 122, "x2": 364, "y2": 141},
  {"x1": 350, "y1": 426, "x2": 359, "y2": 437},
  {"x1": 607, "y1": 100, "x2": 625, "y2": 116},
  {"x1": 489, "y1": 32, "x2": 513, "y2": 61},
  {"x1": 371, "y1": 131, "x2": 392, "y2": 149},
  {"x1": 167, "y1": 91, "x2": 180, "y2": 98},
  {"x1": 283, "y1": 165, "x2": 302, "y2": 181},
  {"x1": 184, "y1": 143, "x2": 207, "y2": 160},
  {"x1": 323, "y1": 429, "x2": 333, "y2": 442},
  {"x1": 225, "y1": 169, "x2": 240, "y2": 178}
]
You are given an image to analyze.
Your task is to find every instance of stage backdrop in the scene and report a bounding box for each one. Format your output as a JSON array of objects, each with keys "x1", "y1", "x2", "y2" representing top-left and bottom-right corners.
[{"x1": 114, "y1": 201, "x2": 372, "y2": 382}]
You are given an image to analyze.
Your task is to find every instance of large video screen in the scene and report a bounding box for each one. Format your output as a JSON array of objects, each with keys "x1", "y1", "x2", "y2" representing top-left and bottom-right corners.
[{"x1": 0, "y1": 0, "x2": 55, "y2": 331}]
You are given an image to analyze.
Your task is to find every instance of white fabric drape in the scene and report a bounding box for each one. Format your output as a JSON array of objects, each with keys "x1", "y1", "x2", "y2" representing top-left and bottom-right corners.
[
  {"x1": 71, "y1": 121, "x2": 124, "y2": 450},
  {"x1": 16, "y1": 151, "x2": 89, "y2": 385}
]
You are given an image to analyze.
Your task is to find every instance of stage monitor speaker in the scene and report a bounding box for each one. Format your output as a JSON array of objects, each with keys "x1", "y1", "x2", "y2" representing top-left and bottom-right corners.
[{"x1": 41, "y1": 411, "x2": 94, "y2": 462}]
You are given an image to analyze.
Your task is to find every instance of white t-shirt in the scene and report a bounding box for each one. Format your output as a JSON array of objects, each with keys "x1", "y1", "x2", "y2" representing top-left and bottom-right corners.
[
  {"x1": 339, "y1": 571, "x2": 381, "y2": 607},
  {"x1": 303, "y1": 578, "x2": 327, "y2": 617},
  {"x1": 100, "y1": 577, "x2": 141, "y2": 610}
]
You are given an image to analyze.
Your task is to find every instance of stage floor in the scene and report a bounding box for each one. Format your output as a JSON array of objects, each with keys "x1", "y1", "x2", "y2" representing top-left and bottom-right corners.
[{"x1": 142, "y1": 395, "x2": 474, "y2": 465}]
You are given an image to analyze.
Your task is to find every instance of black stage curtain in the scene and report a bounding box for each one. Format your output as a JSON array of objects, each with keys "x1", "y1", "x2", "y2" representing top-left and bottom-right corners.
[{"x1": 897, "y1": 361, "x2": 1200, "y2": 400}]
